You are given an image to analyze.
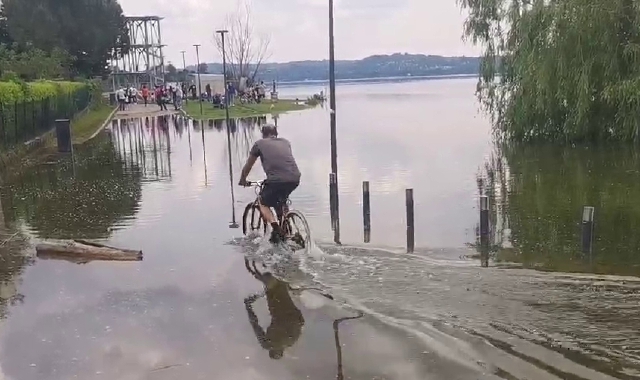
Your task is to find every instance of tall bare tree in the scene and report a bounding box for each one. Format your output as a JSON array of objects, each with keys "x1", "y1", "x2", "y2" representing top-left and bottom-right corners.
[{"x1": 214, "y1": 2, "x2": 271, "y2": 83}]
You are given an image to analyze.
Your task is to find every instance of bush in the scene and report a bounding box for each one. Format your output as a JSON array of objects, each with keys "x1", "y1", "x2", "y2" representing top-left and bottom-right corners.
[{"x1": 0, "y1": 80, "x2": 86, "y2": 104}]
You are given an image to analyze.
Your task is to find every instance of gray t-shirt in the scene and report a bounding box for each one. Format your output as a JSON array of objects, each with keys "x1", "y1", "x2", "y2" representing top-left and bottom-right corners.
[{"x1": 250, "y1": 137, "x2": 301, "y2": 183}]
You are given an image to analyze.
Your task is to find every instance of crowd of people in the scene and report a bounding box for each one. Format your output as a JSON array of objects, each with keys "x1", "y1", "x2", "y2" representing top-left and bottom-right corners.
[
  {"x1": 116, "y1": 83, "x2": 186, "y2": 112},
  {"x1": 114, "y1": 79, "x2": 273, "y2": 112}
]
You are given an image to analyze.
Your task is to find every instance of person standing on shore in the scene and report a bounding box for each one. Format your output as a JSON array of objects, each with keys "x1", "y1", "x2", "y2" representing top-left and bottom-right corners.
[
  {"x1": 175, "y1": 86, "x2": 184, "y2": 110},
  {"x1": 155, "y1": 86, "x2": 167, "y2": 111},
  {"x1": 116, "y1": 87, "x2": 126, "y2": 111},
  {"x1": 141, "y1": 85, "x2": 149, "y2": 107}
]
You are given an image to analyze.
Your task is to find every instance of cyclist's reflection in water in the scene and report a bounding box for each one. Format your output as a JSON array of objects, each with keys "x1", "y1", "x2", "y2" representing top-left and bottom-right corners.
[{"x1": 244, "y1": 259, "x2": 305, "y2": 360}]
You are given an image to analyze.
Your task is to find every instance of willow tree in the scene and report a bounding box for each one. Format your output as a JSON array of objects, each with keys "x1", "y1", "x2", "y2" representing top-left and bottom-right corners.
[{"x1": 459, "y1": 0, "x2": 640, "y2": 142}]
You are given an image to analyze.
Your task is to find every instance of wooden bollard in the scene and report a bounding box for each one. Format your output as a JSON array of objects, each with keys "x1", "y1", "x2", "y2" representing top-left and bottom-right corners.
[
  {"x1": 479, "y1": 195, "x2": 489, "y2": 267},
  {"x1": 406, "y1": 188, "x2": 414, "y2": 253},
  {"x1": 581, "y1": 206, "x2": 595, "y2": 256},
  {"x1": 363, "y1": 181, "x2": 371, "y2": 243}
]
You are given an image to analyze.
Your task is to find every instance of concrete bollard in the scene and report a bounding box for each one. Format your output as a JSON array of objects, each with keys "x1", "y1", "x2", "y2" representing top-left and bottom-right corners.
[
  {"x1": 581, "y1": 206, "x2": 595, "y2": 256},
  {"x1": 479, "y1": 195, "x2": 490, "y2": 267},
  {"x1": 363, "y1": 181, "x2": 371, "y2": 243},
  {"x1": 55, "y1": 119, "x2": 72, "y2": 153},
  {"x1": 406, "y1": 188, "x2": 414, "y2": 253}
]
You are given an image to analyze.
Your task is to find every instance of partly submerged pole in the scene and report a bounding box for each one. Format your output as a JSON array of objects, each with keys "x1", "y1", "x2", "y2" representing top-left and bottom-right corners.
[
  {"x1": 479, "y1": 195, "x2": 490, "y2": 267},
  {"x1": 363, "y1": 181, "x2": 371, "y2": 243},
  {"x1": 328, "y1": 0, "x2": 340, "y2": 244},
  {"x1": 406, "y1": 189, "x2": 414, "y2": 253}
]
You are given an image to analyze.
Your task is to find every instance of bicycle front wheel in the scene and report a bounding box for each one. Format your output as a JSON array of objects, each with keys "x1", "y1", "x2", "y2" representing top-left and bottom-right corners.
[
  {"x1": 242, "y1": 203, "x2": 266, "y2": 236},
  {"x1": 283, "y1": 210, "x2": 312, "y2": 250}
]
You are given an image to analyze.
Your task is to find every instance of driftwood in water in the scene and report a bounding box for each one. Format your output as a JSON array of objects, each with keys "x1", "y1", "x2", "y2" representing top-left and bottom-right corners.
[{"x1": 36, "y1": 240, "x2": 143, "y2": 262}]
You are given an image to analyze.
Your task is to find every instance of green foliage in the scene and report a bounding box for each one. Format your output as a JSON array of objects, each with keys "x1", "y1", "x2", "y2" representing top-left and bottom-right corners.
[
  {"x1": 0, "y1": 43, "x2": 72, "y2": 81},
  {"x1": 0, "y1": 80, "x2": 86, "y2": 103},
  {"x1": 1, "y1": 0, "x2": 129, "y2": 78},
  {"x1": 459, "y1": 0, "x2": 640, "y2": 143}
]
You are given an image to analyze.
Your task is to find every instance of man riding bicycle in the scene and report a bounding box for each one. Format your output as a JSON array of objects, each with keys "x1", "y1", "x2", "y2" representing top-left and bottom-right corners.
[{"x1": 239, "y1": 124, "x2": 301, "y2": 244}]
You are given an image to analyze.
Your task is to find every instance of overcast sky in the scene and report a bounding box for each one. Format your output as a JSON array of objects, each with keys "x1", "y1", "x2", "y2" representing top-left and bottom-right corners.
[{"x1": 118, "y1": 0, "x2": 479, "y2": 66}]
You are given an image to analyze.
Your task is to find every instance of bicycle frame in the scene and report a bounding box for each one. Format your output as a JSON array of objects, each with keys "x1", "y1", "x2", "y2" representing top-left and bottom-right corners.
[{"x1": 246, "y1": 181, "x2": 291, "y2": 225}]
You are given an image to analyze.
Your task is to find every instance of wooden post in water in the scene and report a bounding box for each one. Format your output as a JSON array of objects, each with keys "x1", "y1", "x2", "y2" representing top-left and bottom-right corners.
[
  {"x1": 479, "y1": 195, "x2": 490, "y2": 267},
  {"x1": 406, "y1": 188, "x2": 414, "y2": 253},
  {"x1": 581, "y1": 206, "x2": 595, "y2": 257},
  {"x1": 363, "y1": 181, "x2": 371, "y2": 243}
]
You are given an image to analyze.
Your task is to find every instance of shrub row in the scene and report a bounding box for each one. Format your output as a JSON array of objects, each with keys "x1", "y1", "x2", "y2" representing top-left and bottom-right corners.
[{"x1": 0, "y1": 80, "x2": 87, "y2": 104}]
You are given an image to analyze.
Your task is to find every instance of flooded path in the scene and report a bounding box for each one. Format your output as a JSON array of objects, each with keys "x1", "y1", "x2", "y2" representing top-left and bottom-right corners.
[{"x1": 0, "y1": 79, "x2": 639, "y2": 379}]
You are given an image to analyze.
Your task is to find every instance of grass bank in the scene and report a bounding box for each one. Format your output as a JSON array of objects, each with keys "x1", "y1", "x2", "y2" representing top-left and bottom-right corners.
[
  {"x1": 42, "y1": 102, "x2": 115, "y2": 149},
  {"x1": 184, "y1": 99, "x2": 311, "y2": 120},
  {"x1": 1, "y1": 102, "x2": 116, "y2": 171}
]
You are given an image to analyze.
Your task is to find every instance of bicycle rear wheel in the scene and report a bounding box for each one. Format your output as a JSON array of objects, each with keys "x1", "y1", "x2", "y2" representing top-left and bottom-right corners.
[
  {"x1": 282, "y1": 210, "x2": 312, "y2": 250},
  {"x1": 242, "y1": 203, "x2": 266, "y2": 236}
]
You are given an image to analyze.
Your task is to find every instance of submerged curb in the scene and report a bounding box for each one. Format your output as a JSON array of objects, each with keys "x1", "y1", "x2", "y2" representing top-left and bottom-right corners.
[{"x1": 87, "y1": 106, "x2": 118, "y2": 142}]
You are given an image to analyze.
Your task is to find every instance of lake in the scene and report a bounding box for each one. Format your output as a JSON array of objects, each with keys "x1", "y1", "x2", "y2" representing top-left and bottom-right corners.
[{"x1": 0, "y1": 77, "x2": 639, "y2": 379}]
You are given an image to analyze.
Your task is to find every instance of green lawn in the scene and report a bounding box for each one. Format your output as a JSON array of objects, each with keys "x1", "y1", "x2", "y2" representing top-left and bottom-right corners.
[
  {"x1": 70, "y1": 103, "x2": 115, "y2": 143},
  {"x1": 184, "y1": 99, "x2": 310, "y2": 120}
]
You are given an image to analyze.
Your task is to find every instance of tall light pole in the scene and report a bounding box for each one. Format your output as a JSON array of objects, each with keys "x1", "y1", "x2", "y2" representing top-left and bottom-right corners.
[
  {"x1": 216, "y1": 30, "x2": 231, "y2": 128},
  {"x1": 329, "y1": 0, "x2": 338, "y2": 175},
  {"x1": 194, "y1": 44, "x2": 203, "y2": 115},
  {"x1": 180, "y1": 50, "x2": 188, "y2": 104},
  {"x1": 217, "y1": 29, "x2": 238, "y2": 229},
  {"x1": 328, "y1": 0, "x2": 340, "y2": 244}
]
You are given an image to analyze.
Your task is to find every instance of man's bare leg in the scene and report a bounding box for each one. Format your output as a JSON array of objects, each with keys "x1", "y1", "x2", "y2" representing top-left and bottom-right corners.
[
  {"x1": 259, "y1": 203, "x2": 285, "y2": 243},
  {"x1": 259, "y1": 204, "x2": 276, "y2": 224}
]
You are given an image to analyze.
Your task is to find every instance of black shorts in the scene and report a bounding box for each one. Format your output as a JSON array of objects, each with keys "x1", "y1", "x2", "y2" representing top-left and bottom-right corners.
[{"x1": 260, "y1": 181, "x2": 299, "y2": 208}]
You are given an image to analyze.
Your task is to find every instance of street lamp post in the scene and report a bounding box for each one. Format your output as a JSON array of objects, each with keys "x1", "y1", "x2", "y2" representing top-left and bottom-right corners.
[
  {"x1": 181, "y1": 50, "x2": 187, "y2": 104},
  {"x1": 328, "y1": 0, "x2": 340, "y2": 244},
  {"x1": 217, "y1": 29, "x2": 238, "y2": 229},
  {"x1": 194, "y1": 44, "x2": 203, "y2": 115},
  {"x1": 216, "y1": 30, "x2": 231, "y2": 127}
]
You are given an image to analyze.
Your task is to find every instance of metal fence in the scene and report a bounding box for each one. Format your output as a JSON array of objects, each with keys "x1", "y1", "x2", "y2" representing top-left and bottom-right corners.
[{"x1": 0, "y1": 87, "x2": 91, "y2": 151}]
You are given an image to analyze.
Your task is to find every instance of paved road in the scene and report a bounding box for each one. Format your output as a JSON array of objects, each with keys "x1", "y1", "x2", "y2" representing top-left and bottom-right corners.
[{"x1": 116, "y1": 103, "x2": 179, "y2": 118}]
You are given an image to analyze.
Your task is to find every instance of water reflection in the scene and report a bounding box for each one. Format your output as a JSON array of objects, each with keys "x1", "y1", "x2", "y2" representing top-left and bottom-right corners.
[
  {"x1": 479, "y1": 144, "x2": 640, "y2": 276},
  {"x1": 0, "y1": 135, "x2": 142, "y2": 240},
  {"x1": 0, "y1": 224, "x2": 30, "y2": 320},
  {"x1": 244, "y1": 258, "x2": 305, "y2": 360}
]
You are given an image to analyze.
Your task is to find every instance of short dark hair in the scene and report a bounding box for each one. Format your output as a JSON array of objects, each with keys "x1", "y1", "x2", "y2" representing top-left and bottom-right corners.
[{"x1": 261, "y1": 124, "x2": 278, "y2": 137}]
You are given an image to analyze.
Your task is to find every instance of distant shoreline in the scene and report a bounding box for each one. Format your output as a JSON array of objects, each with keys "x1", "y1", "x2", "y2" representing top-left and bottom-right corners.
[{"x1": 277, "y1": 73, "x2": 478, "y2": 87}]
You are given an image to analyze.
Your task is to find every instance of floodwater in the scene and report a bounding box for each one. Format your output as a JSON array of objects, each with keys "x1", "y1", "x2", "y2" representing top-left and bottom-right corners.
[{"x1": 0, "y1": 78, "x2": 639, "y2": 379}]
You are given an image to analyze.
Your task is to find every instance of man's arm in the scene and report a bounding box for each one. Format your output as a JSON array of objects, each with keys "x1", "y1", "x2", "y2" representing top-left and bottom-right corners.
[
  {"x1": 240, "y1": 143, "x2": 260, "y2": 186},
  {"x1": 239, "y1": 155, "x2": 258, "y2": 186}
]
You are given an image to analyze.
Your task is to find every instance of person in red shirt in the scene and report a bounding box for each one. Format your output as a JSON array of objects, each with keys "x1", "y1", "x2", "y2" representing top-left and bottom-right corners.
[
  {"x1": 155, "y1": 86, "x2": 167, "y2": 111},
  {"x1": 141, "y1": 85, "x2": 149, "y2": 107}
]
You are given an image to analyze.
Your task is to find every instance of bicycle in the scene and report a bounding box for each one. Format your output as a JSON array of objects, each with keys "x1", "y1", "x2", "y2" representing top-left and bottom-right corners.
[{"x1": 242, "y1": 181, "x2": 312, "y2": 250}]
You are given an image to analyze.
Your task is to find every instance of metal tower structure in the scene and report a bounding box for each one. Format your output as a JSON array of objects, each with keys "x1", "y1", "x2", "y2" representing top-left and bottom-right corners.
[{"x1": 110, "y1": 16, "x2": 166, "y2": 90}]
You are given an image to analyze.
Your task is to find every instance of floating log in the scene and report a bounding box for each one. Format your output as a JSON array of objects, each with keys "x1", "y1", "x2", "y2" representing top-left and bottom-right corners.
[{"x1": 36, "y1": 240, "x2": 142, "y2": 262}]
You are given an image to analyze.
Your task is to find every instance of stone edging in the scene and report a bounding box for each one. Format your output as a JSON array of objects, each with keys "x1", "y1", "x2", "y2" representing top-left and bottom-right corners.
[{"x1": 87, "y1": 106, "x2": 118, "y2": 142}]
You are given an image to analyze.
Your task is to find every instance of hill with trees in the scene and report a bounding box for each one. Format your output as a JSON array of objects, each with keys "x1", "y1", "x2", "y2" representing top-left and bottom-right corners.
[{"x1": 197, "y1": 53, "x2": 480, "y2": 82}]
